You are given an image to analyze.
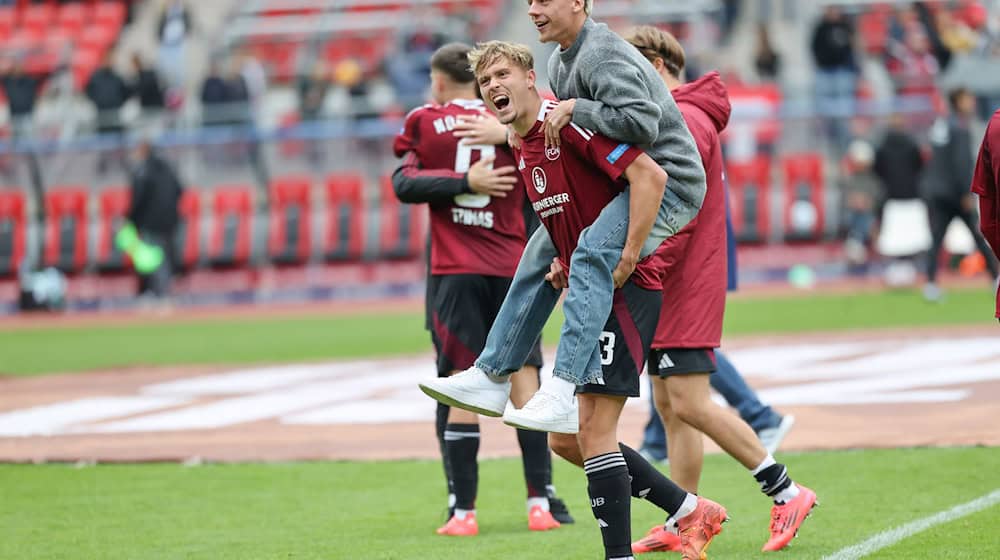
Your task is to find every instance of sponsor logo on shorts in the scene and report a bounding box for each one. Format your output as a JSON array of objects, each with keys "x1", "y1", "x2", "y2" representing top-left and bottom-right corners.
[{"x1": 658, "y1": 353, "x2": 676, "y2": 370}]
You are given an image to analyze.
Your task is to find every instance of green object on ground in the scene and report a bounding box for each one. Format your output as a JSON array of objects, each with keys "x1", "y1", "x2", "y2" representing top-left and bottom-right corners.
[{"x1": 114, "y1": 222, "x2": 164, "y2": 275}]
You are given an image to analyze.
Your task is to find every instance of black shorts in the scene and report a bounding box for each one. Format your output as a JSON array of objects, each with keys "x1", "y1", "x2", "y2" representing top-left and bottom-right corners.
[
  {"x1": 430, "y1": 274, "x2": 543, "y2": 376},
  {"x1": 649, "y1": 348, "x2": 717, "y2": 377},
  {"x1": 578, "y1": 282, "x2": 662, "y2": 398}
]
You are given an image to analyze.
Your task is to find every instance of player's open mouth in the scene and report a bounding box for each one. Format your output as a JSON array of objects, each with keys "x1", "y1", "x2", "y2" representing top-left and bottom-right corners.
[
  {"x1": 534, "y1": 20, "x2": 547, "y2": 32},
  {"x1": 493, "y1": 94, "x2": 510, "y2": 110}
]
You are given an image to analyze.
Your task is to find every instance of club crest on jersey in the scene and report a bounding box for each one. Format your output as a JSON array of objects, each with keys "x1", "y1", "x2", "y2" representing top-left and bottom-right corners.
[
  {"x1": 545, "y1": 145, "x2": 560, "y2": 161},
  {"x1": 531, "y1": 167, "x2": 547, "y2": 194}
]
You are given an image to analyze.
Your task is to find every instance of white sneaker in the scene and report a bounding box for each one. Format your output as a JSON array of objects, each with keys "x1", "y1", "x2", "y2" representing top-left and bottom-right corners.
[
  {"x1": 757, "y1": 414, "x2": 796, "y2": 455},
  {"x1": 419, "y1": 367, "x2": 510, "y2": 417},
  {"x1": 503, "y1": 390, "x2": 579, "y2": 434}
]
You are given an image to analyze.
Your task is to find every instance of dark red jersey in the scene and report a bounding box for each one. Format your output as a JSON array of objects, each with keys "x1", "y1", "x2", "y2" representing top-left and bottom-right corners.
[
  {"x1": 513, "y1": 99, "x2": 663, "y2": 290},
  {"x1": 651, "y1": 73, "x2": 732, "y2": 349},
  {"x1": 393, "y1": 99, "x2": 528, "y2": 277},
  {"x1": 971, "y1": 109, "x2": 1000, "y2": 318}
]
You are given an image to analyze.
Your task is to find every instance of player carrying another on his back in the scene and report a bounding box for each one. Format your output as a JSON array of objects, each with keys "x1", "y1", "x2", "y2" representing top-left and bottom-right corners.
[
  {"x1": 469, "y1": 40, "x2": 728, "y2": 560},
  {"x1": 392, "y1": 43, "x2": 571, "y2": 536},
  {"x1": 419, "y1": 0, "x2": 707, "y2": 436}
]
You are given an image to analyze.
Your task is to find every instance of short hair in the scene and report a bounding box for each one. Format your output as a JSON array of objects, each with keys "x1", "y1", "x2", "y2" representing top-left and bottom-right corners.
[
  {"x1": 430, "y1": 42, "x2": 475, "y2": 84},
  {"x1": 468, "y1": 41, "x2": 534, "y2": 78},
  {"x1": 624, "y1": 25, "x2": 685, "y2": 79},
  {"x1": 948, "y1": 86, "x2": 972, "y2": 112}
]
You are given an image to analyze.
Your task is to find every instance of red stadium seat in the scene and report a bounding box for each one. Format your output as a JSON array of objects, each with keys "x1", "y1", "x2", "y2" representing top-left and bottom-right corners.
[
  {"x1": 208, "y1": 186, "x2": 254, "y2": 267},
  {"x1": 72, "y1": 46, "x2": 103, "y2": 90},
  {"x1": 175, "y1": 189, "x2": 202, "y2": 271},
  {"x1": 93, "y1": 1, "x2": 125, "y2": 29},
  {"x1": 56, "y1": 2, "x2": 89, "y2": 35},
  {"x1": 378, "y1": 175, "x2": 426, "y2": 259},
  {"x1": 0, "y1": 7, "x2": 15, "y2": 41},
  {"x1": 44, "y1": 187, "x2": 89, "y2": 273},
  {"x1": 782, "y1": 153, "x2": 825, "y2": 242},
  {"x1": 20, "y1": 3, "x2": 55, "y2": 40},
  {"x1": 324, "y1": 173, "x2": 365, "y2": 262},
  {"x1": 79, "y1": 23, "x2": 118, "y2": 52},
  {"x1": 268, "y1": 175, "x2": 312, "y2": 264},
  {"x1": 96, "y1": 188, "x2": 132, "y2": 272},
  {"x1": 0, "y1": 190, "x2": 26, "y2": 277},
  {"x1": 726, "y1": 157, "x2": 772, "y2": 244}
]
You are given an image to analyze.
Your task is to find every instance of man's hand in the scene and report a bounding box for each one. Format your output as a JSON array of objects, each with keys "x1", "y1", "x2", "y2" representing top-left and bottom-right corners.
[
  {"x1": 467, "y1": 155, "x2": 517, "y2": 197},
  {"x1": 611, "y1": 250, "x2": 639, "y2": 289},
  {"x1": 545, "y1": 257, "x2": 568, "y2": 289},
  {"x1": 962, "y1": 193, "x2": 976, "y2": 213},
  {"x1": 454, "y1": 113, "x2": 508, "y2": 146},
  {"x1": 543, "y1": 99, "x2": 576, "y2": 148}
]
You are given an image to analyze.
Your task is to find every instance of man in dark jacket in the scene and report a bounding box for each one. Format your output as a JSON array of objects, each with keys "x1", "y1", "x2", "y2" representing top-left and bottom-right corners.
[
  {"x1": 874, "y1": 114, "x2": 925, "y2": 203},
  {"x1": 128, "y1": 139, "x2": 183, "y2": 298},
  {"x1": 810, "y1": 6, "x2": 858, "y2": 154},
  {"x1": 87, "y1": 53, "x2": 132, "y2": 174},
  {"x1": 0, "y1": 57, "x2": 41, "y2": 137},
  {"x1": 131, "y1": 53, "x2": 165, "y2": 117},
  {"x1": 922, "y1": 88, "x2": 999, "y2": 300}
]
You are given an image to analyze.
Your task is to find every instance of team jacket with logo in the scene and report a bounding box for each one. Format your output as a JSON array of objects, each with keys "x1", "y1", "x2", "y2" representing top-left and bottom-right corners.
[
  {"x1": 393, "y1": 99, "x2": 529, "y2": 277},
  {"x1": 513, "y1": 100, "x2": 663, "y2": 291}
]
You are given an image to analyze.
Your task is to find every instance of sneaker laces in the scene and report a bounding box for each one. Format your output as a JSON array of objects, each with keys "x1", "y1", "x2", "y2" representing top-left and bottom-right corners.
[{"x1": 769, "y1": 504, "x2": 787, "y2": 532}]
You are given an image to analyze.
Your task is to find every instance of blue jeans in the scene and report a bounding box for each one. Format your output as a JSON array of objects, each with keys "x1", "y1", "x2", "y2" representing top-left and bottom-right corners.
[
  {"x1": 476, "y1": 185, "x2": 693, "y2": 384},
  {"x1": 642, "y1": 350, "x2": 782, "y2": 451}
]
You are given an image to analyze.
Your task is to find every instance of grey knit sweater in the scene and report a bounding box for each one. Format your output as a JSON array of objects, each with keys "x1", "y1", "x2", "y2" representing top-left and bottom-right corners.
[{"x1": 548, "y1": 18, "x2": 706, "y2": 209}]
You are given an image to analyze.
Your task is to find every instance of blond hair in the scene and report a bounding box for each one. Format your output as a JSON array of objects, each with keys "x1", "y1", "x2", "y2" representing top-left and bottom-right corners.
[
  {"x1": 624, "y1": 25, "x2": 685, "y2": 79},
  {"x1": 584, "y1": 0, "x2": 592, "y2": 15},
  {"x1": 467, "y1": 41, "x2": 535, "y2": 78}
]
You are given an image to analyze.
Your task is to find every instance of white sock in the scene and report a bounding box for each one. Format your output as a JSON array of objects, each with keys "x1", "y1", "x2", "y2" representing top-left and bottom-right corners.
[
  {"x1": 540, "y1": 374, "x2": 577, "y2": 401},
  {"x1": 665, "y1": 492, "x2": 699, "y2": 531},
  {"x1": 454, "y1": 508, "x2": 475, "y2": 520},
  {"x1": 526, "y1": 496, "x2": 550, "y2": 513},
  {"x1": 751, "y1": 454, "x2": 776, "y2": 476},
  {"x1": 774, "y1": 483, "x2": 801, "y2": 504},
  {"x1": 448, "y1": 493, "x2": 456, "y2": 508}
]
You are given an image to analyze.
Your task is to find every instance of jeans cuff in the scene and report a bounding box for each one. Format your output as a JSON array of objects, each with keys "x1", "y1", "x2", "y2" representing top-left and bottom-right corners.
[
  {"x1": 552, "y1": 368, "x2": 602, "y2": 386},
  {"x1": 473, "y1": 359, "x2": 511, "y2": 379}
]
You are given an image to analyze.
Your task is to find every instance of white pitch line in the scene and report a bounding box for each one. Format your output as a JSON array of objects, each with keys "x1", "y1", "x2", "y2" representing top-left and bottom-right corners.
[{"x1": 822, "y1": 489, "x2": 1000, "y2": 560}]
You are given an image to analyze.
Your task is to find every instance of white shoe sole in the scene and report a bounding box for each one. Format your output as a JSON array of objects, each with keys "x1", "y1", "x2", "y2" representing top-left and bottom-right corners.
[
  {"x1": 418, "y1": 380, "x2": 506, "y2": 417},
  {"x1": 503, "y1": 409, "x2": 578, "y2": 434},
  {"x1": 759, "y1": 414, "x2": 796, "y2": 454}
]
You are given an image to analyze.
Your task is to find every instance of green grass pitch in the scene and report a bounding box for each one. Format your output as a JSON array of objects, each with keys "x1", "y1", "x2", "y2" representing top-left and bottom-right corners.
[
  {"x1": 0, "y1": 287, "x2": 997, "y2": 558},
  {"x1": 2, "y1": 447, "x2": 998, "y2": 559}
]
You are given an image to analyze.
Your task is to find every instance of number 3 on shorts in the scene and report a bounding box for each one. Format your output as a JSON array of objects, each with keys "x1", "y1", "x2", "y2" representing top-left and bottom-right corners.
[{"x1": 598, "y1": 331, "x2": 616, "y2": 366}]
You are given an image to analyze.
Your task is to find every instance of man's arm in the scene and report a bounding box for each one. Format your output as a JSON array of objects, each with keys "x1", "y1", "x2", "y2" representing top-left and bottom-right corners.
[
  {"x1": 392, "y1": 152, "x2": 518, "y2": 204},
  {"x1": 972, "y1": 131, "x2": 999, "y2": 258},
  {"x1": 546, "y1": 47, "x2": 661, "y2": 147},
  {"x1": 615, "y1": 153, "x2": 668, "y2": 287}
]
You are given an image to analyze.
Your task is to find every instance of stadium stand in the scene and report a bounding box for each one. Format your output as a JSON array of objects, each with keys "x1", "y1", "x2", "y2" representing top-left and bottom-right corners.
[
  {"x1": 0, "y1": 190, "x2": 25, "y2": 277},
  {"x1": 43, "y1": 187, "x2": 89, "y2": 274}
]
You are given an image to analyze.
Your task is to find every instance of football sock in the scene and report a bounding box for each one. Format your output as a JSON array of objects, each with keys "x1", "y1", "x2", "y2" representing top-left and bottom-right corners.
[
  {"x1": 516, "y1": 428, "x2": 551, "y2": 499},
  {"x1": 752, "y1": 454, "x2": 797, "y2": 504},
  {"x1": 619, "y1": 443, "x2": 688, "y2": 515},
  {"x1": 584, "y1": 452, "x2": 633, "y2": 559},
  {"x1": 435, "y1": 403, "x2": 453, "y2": 498},
  {"x1": 445, "y1": 423, "x2": 480, "y2": 511}
]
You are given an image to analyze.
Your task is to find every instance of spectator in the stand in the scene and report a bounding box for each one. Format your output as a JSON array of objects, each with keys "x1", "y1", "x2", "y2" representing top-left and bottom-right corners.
[
  {"x1": 157, "y1": 0, "x2": 193, "y2": 91},
  {"x1": 239, "y1": 48, "x2": 267, "y2": 121},
  {"x1": 225, "y1": 58, "x2": 269, "y2": 189},
  {"x1": 922, "y1": 87, "x2": 1000, "y2": 301},
  {"x1": 200, "y1": 61, "x2": 229, "y2": 126},
  {"x1": 840, "y1": 139, "x2": 883, "y2": 270},
  {"x1": 811, "y1": 6, "x2": 858, "y2": 155},
  {"x1": 127, "y1": 137, "x2": 183, "y2": 302},
  {"x1": 298, "y1": 61, "x2": 330, "y2": 123},
  {"x1": 913, "y1": 1, "x2": 955, "y2": 70},
  {"x1": 131, "y1": 53, "x2": 165, "y2": 121},
  {"x1": 0, "y1": 56, "x2": 41, "y2": 138},
  {"x1": 86, "y1": 52, "x2": 132, "y2": 174},
  {"x1": 886, "y1": 28, "x2": 941, "y2": 117},
  {"x1": 386, "y1": 9, "x2": 459, "y2": 110},
  {"x1": 753, "y1": 23, "x2": 781, "y2": 82}
]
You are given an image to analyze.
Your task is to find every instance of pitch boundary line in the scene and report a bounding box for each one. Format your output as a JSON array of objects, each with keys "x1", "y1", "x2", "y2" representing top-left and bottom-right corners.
[{"x1": 822, "y1": 489, "x2": 1000, "y2": 560}]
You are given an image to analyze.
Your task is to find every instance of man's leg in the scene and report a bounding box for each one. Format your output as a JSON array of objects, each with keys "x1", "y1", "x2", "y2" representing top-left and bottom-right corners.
[
  {"x1": 924, "y1": 199, "x2": 953, "y2": 299},
  {"x1": 510, "y1": 365, "x2": 563, "y2": 531},
  {"x1": 665, "y1": 368, "x2": 818, "y2": 552},
  {"x1": 419, "y1": 228, "x2": 560, "y2": 417},
  {"x1": 639, "y1": 378, "x2": 668, "y2": 462},
  {"x1": 651, "y1": 374, "x2": 703, "y2": 493}
]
